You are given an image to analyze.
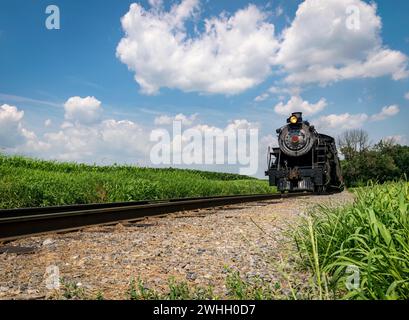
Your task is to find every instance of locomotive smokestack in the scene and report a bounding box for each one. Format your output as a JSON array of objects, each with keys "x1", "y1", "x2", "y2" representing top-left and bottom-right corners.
[{"x1": 287, "y1": 112, "x2": 303, "y2": 124}]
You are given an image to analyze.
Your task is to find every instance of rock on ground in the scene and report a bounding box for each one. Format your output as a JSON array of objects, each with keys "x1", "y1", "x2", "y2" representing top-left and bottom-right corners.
[{"x1": 0, "y1": 192, "x2": 354, "y2": 300}]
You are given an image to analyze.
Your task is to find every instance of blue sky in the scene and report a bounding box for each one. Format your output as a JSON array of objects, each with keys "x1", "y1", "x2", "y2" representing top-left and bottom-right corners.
[{"x1": 0, "y1": 0, "x2": 408, "y2": 176}]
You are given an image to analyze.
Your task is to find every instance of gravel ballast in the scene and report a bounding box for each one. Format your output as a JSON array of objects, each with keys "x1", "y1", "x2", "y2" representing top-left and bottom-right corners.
[{"x1": 0, "y1": 192, "x2": 354, "y2": 299}]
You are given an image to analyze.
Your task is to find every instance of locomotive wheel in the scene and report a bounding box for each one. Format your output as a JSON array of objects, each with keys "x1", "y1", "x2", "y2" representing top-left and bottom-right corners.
[{"x1": 314, "y1": 185, "x2": 326, "y2": 194}]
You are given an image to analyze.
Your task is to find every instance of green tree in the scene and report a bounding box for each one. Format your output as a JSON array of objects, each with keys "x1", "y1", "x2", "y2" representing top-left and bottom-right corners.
[
  {"x1": 339, "y1": 131, "x2": 408, "y2": 186},
  {"x1": 375, "y1": 140, "x2": 409, "y2": 178},
  {"x1": 338, "y1": 129, "x2": 370, "y2": 161}
]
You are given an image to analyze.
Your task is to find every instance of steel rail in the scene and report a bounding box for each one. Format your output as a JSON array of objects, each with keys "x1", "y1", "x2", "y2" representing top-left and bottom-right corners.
[
  {"x1": 0, "y1": 194, "x2": 293, "y2": 218},
  {"x1": 0, "y1": 193, "x2": 309, "y2": 241}
]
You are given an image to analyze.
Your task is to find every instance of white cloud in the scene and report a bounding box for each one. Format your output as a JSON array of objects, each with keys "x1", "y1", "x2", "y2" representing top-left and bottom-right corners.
[
  {"x1": 60, "y1": 121, "x2": 74, "y2": 129},
  {"x1": 383, "y1": 135, "x2": 407, "y2": 145},
  {"x1": 314, "y1": 113, "x2": 369, "y2": 130},
  {"x1": 370, "y1": 105, "x2": 399, "y2": 121},
  {"x1": 116, "y1": 1, "x2": 278, "y2": 95},
  {"x1": 314, "y1": 105, "x2": 400, "y2": 131},
  {"x1": 405, "y1": 92, "x2": 409, "y2": 100},
  {"x1": 0, "y1": 104, "x2": 27, "y2": 148},
  {"x1": 116, "y1": 0, "x2": 408, "y2": 96},
  {"x1": 44, "y1": 119, "x2": 52, "y2": 127},
  {"x1": 275, "y1": 5, "x2": 284, "y2": 17},
  {"x1": 276, "y1": 0, "x2": 408, "y2": 85},
  {"x1": 0, "y1": 104, "x2": 24, "y2": 123},
  {"x1": 254, "y1": 93, "x2": 269, "y2": 102},
  {"x1": 254, "y1": 86, "x2": 300, "y2": 102},
  {"x1": 148, "y1": 0, "x2": 163, "y2": 9},
  {"x1": 154, "y1": 115, "x2": 172, "y2": 126},
  {"x1": 0, "y1": 104, "x2": 45, "y2": 152},
  {"x1": 170, "y1": 113, "x2": 197, "y2": 126},
  {"x1": 64, "y1": 96, "x2": 102, "y2": 124},
  {"x1": 224, "y1": 119, "x2": 258, "y2": 131},
  {"x1": 184, "y1": 119, "x2": 257, "y2": 137},
  {"x1": 274, "y1": 96, "x2": 327, "y2": 116},
  {"x1": 1, "y1": 101, "x2": 150, "y2": 164},
  {"x1": 37, "y1": 119, "x2": 150, "y2": 163},
  {"x1": 260, "y1": 134, "x2": 278, "y2": 148},
  {"x1": 100, "y1": 120, "x2": 149, "y2": 155},
  {"x1": 268, "y1": 86, "x2": 299, "y2": 95},
  {"x1": 154, "y1": 113, "x2": 198, "y2": 126}
]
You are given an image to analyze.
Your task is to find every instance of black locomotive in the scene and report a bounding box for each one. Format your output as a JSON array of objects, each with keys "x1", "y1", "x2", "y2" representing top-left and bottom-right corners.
[{"x1": 266, "y1": 112, "x2": 344, "y2": 193}]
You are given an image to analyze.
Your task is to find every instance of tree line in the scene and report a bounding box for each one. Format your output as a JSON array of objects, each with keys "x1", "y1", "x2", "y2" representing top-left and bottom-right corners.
[{"x1": 337, "y1": 129, "x2": 409, "y2": 187}]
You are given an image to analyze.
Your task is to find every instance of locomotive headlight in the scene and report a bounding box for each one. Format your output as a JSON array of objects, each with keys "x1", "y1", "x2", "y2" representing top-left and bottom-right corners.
[{"x1": 290, "y1": 116, "x2": 298, "y2": 124}]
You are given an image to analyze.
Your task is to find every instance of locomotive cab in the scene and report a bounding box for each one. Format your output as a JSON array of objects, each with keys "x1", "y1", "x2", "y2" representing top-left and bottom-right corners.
[{"x1": 266, "y1": 112, "x2": 343, "y2": 193}]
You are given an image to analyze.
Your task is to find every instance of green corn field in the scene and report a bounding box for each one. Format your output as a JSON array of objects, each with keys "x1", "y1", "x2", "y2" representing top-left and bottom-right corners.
[{"x1": 0, "y1": 154, "x2": 275, "y2": 209}]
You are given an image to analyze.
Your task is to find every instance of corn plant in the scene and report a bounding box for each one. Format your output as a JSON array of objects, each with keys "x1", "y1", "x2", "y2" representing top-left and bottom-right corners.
[
  {"x1": 295, "y1": 181, "x2": 409, "y2": 299},
  {"x1": 0, "y1": 154, "x2": 275, "y2": 209}
]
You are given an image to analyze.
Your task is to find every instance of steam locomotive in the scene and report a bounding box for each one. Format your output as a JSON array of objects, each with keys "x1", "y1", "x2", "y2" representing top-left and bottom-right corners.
[{"x1": 265, "y1": 112, "x2": 344, "y2": 193}]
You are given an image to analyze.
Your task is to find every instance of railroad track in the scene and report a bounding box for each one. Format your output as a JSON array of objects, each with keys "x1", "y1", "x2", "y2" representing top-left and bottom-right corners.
[{"x1": 0, "y1": 193, "x2": 309, "y2": 242}]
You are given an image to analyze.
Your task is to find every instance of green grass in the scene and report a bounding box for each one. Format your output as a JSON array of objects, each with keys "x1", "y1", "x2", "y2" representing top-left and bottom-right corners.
[
  {"x1": 60, "y1": 279, "x2": 86, "y2": 300},
  {"x1": 0, "y1": 154, "x2": 274, "y2": 209},
  {"x1": 61, "y1": 271, "x2": 285, "y2": 300},
  {"x1": 294, "y1": 181, "x2": 409, "y2": 300},
  {"x1": 125, "y1": 271, "x2": 281, "y2": 300},
  {"x1": 127, "y1": 277, "x2": 215, "y2": 300}
]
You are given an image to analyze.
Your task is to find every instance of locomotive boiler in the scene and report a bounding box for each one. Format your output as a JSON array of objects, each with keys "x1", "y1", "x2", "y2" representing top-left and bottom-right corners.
[{"x1": 266, "y1": 112, "x2": 344, "y2": 193}]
